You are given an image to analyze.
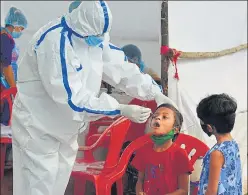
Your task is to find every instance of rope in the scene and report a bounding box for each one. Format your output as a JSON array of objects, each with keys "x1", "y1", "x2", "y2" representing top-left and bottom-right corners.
[
  {"x1": 179, "y1": 43, "x2": 247, "y2": 59},
  {"x1": 160, "y1": 43, "x2": 247, "y2": 80},
  {"x1": 161, "y1": 43, "x2": 247, "y2": 60}
]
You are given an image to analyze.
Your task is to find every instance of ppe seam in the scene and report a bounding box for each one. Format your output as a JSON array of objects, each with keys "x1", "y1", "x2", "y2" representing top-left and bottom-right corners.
[
  {"x1": 99, "y1": 0, "x2": 109, "y2": 34},
  {"x1": 35, "y1": 16, "x2": 120, "y2": 115},
  {"x1": 35, "y1": 23, "x2": 62, "y2": 50},
  {"x1": 60, "y1": 29, "x2": 120, "y2": 115},
  {"x1": 109, "y1": 44, "x2": 127, "y2": 61}
]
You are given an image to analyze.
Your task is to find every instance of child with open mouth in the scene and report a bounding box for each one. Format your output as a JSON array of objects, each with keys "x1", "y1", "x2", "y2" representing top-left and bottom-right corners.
[{"x1": 132, "y1": 103, "x2": 193, "y2": 195}]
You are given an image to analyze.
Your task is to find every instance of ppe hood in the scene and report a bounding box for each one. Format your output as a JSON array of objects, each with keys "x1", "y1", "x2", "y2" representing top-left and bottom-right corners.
[{"x1": 64, "y1": 1, "x2": 112, "y2": 37}]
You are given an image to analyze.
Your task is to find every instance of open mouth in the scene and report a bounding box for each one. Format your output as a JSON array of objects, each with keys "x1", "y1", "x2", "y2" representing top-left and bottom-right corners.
[{"x1": 152, "y1": 121, "x2": 160, "y2": 128}]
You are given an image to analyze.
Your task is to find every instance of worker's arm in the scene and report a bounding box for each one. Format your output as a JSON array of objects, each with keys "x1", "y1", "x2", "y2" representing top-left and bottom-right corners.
[
  {"x1": 102, "y1": 43, "x2": 163, "y2": 101},
  {"x1": 36, "y1": 33, "x2": 121, "y2": 122}
]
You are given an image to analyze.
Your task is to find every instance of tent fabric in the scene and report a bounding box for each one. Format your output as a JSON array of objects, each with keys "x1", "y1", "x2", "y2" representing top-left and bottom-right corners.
[
  {"x1": 168, "y1": 2, "x2": 247, "y2": 192},
  {"x1": 168, "y1": 59, "x2": 247, "y2": 193}
]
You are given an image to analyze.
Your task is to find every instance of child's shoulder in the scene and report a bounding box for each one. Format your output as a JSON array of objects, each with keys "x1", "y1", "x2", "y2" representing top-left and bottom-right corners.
[
  {"x1": 136, "y1": 142, "x2": 154, "y2": 153},
  {"x1": 169, "y1": 144, "x2": 192, "y2": 164},
  {"x1": 215, "y1": 140, "x2": 239, "y2": 152},
  {"x1": 172, "y1": 143, "x2": 189, "y2": 156},
  {"x1": 1, "y1": 32, "x2": 14, "y2": 44},
  {"x1": 211, "y1": 140, "x2": 240, "y2": 161}
]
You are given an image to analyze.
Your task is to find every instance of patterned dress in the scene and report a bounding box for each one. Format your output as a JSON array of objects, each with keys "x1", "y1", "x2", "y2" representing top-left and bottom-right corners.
[{"x1": 198, "y1": 140, "x2": 242, "y2": 195}]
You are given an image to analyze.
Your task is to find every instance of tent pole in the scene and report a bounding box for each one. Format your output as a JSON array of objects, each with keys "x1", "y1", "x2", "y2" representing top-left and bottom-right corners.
[{"x1": 161, "y1": 0, "x2": 169, "y2": 96}]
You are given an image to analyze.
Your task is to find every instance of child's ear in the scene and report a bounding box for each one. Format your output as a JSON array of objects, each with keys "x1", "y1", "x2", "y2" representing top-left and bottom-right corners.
[
  {"x1": 174, "y1": 126, "x2": 180, "y2": 134},
  {"x1": 207, "y1": 124, "x2": 214, "y2": 133}
]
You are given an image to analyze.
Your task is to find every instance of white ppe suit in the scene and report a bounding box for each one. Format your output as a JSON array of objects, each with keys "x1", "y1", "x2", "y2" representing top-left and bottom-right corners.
[{"x1": 11, "y1": 1, "x2": 164, "y2": 195}]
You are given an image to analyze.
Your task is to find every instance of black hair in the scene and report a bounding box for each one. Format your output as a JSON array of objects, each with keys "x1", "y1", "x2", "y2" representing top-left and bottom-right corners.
[
  {"x1": 196, "y1": 93, "x2": 237, "y2": 134},
  {"x1": 156, "y1": 103, "x2": 183, "y2": 141}
]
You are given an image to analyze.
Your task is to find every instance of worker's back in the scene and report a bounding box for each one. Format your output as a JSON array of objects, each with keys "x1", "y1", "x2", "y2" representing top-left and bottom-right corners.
[{"x1": 12, "y1": 17, "x2": 86, "y2": 143}]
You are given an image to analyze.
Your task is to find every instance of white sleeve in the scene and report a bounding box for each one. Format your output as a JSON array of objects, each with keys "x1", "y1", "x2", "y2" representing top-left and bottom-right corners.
[
  {"x1": 102, "y1": 43, "x2": 162, "y2": 101},
  {"x1": 36, "y1": 35, "x2": 121, "y2": 122}
]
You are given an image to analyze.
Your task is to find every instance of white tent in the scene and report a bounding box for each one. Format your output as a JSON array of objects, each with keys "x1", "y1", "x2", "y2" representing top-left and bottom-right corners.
[
  {"x1": 1, "y1": 1, "x2": 247, "y2": 193},
  {"x1": 168, "y1": 1, "x2": 247, "y2": 193}
]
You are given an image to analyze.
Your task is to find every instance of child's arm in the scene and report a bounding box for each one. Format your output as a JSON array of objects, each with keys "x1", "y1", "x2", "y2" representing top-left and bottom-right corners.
[
  {"x1": 136, "y1": 171, "x2": 147, "y2": 195},
  {"x1": 165, "y1": 173, "x2": 190, "y2": 195},
  {"x1": 205, "y1": 150, "x2": 224, "y2": 195}
]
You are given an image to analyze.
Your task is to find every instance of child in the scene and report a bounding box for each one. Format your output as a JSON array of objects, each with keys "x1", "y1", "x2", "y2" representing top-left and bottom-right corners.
[
  {"x1": 132, "y1": 103, "x2": 193, "y2": 195},
  {"x1": 196, "y1": 93, "x2": 242, "y2": 195}
]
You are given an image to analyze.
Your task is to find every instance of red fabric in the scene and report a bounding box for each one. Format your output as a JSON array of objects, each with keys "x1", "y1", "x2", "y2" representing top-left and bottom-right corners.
[
  {"x1": 160, "y1": 45, "x2": 182, "y2": 80},
  {"x1": 132, "y1": 143, "x2": 194, "y2": 195},
  {"x1": 160, "y1": 45, "x2": 170, "y2": 55}
]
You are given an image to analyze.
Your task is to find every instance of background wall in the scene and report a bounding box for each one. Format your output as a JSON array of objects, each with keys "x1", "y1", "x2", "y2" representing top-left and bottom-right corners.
[{"x1": 1, "y1": 1, "x2": 162, "y2": 75}]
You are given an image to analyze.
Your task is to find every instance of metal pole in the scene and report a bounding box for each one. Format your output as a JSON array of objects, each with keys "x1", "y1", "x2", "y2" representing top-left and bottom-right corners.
[{"x1": 161, "y1": 0, "x2": 169, "y2": 96}]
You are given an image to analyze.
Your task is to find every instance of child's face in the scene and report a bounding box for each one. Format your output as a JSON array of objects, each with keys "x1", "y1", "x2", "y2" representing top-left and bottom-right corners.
[{"x1": 150, "y1": 107, "x2": 176, "y2": 135}]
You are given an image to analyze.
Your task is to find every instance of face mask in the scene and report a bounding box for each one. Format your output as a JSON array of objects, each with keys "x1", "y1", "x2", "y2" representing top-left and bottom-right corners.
[
  {"x1": 200, "y1": 124, "x2": 213, "y2": 137},
  {"x1": 150, "y1": 129, "x2": 175, "y2": 146},
  {"x1": 139, "y1": 61, "x2": 145, "y2": 72},
  {"x1": 85, "y1": 36, "x2": 103, "y2": 47},
  {"x1": 12, "y1": 31, "x2": 22, "y2": 39}
]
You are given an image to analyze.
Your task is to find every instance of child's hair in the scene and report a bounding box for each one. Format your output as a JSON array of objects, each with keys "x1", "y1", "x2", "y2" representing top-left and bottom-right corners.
[
  {"x1": 156, "y1": 103, "x2": 183, "y2": 141},
  {"x1": 196, "y1": 93, "x2": 237, "y2": 134}
]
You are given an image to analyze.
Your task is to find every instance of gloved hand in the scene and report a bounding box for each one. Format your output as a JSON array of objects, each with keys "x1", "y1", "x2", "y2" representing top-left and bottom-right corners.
[
  {"x1": 119, "y1": 104, "x2": 152, "y2": 123},
  {"x1": 155, "y1": 93, "x2": 178, "y2": 109}
]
